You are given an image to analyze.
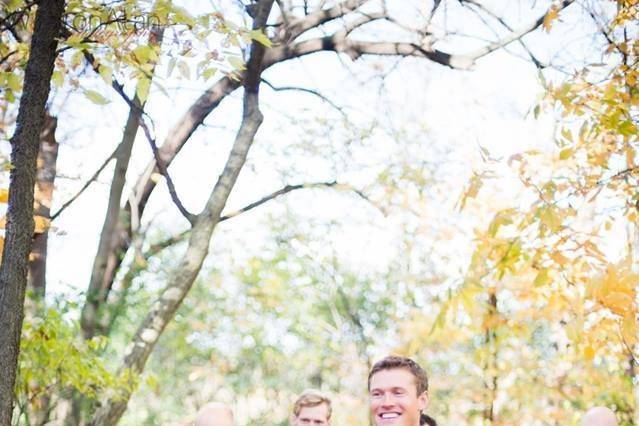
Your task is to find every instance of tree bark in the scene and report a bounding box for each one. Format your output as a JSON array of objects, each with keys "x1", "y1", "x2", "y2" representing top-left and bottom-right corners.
[
  {"x1": 88, "y1": 2, "x2": 275, "y2": 424},
  {"x1": 28, "y1": 113, "x2": 58, "y2": 299},
  {"x1": 0, "y1": 1, "x2": 64, "y2": 425}
]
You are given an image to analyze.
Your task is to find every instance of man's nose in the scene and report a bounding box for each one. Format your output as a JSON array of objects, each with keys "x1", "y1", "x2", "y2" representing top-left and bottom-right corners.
[{"x1": 381, "y1": 393, "x2": 395, "y2": 406}]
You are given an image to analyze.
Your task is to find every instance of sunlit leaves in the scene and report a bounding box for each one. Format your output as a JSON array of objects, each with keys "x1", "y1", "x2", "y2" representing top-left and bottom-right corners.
[
  {"x1": 83, "y1": 88, "x2": 110, "y2": 105},
  {"x1": 16, "y1": 309, "x2": 130, "y2": 407},
  {"x1": 587, "y1": 263, "x2": 637, "y2": 317}
]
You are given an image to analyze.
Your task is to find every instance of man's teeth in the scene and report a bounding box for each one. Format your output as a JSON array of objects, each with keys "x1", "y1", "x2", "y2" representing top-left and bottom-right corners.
[{"x1": 381, "y1": 413, "x2": 400, "y2": 419}]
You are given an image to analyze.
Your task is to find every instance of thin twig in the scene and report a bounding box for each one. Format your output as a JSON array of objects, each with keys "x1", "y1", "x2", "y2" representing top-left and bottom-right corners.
[
  {"x1": 261, "y1": 78, "x2": 347, "y2": 117},
  {"x1": 139, "y1": 119, "x2": 196, "y2": 224},
  {"x1": 50, "y1": 148, "x2": 118, "y2": 221},
  {"x1": 144, "y1": 180, "x2": 383, "y2": 255},
  {"x1": 460, "y1": 0, "x2": 545, "y2": 69},
  {"x1": 219, "y1": 180, "x2": 384, "y2": 220}
]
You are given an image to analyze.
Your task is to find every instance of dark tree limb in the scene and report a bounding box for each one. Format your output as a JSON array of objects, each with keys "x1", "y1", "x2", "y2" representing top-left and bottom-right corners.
[{"x1": 0, "y1": 1, "x2": 64, "y2": 424}]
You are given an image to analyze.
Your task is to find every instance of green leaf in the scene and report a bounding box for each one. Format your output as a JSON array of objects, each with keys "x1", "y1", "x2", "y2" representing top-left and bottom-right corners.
[
  {"x1": 534, "y1": 269, "x2": 550, "y2": 287},
  {"x1": 249, "y1": 29, "x2": 272, "y2": 47},
  {"x1": 559, "y1": 148, "x2": 573, "y2": 160},
  {"x1": 6, "y1": 73, "x2": 21, "y2": 91},
  {"x1": 201, "y1": 67, "x2": 217, "y2": 81},
  {"x1": 136, "y1": 77, "x2": 151, "y2": 103},
  {"x1": 227, "y1": 56, "x2": 246, "y2": 71},
  {"x1": 132, "y1": 45, "x2": 157, "y2": 64},
  {"x1": 84, "y1": 89, "x2": 110, "y2": 105},
  {"x1": 98, "y1": 64, "x2": 113, "y2": 85}
]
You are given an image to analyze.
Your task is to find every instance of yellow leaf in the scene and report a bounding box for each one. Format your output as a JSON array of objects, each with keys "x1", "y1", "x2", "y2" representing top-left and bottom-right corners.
[
  {"x1": 550, "y1": 251, "x2": 569, "y2": 266},
  {"x1": 543, "y1": 6, "x2": 560, "y2": 32},
  {"x1": 584, "y1": 345, "x2": 595, "y2": 361},
  {"x1": 627, "y1": 147, "x2": 636, "y2": 168},
  {"x1": 0, "y1": 188, "x2": 8, "y2": 203},
  {"x1": 559, "y1": 147, "x2": 573, "y2": 160},
  {"x1": 34, "y1": 215, "x2": 50, "y2": 233},
  {"x1": 534, "y1": 269, "x2": 551, "y2": 287},
  {"x1": 603, "y1": 291, "x2": 634, "y2": 316},
  {"x1": 621, "y1": 314, "x2": 639, "y2": 345},
  {"x1": 457, "y1": 173, "x2": 483, "y2": 211}
]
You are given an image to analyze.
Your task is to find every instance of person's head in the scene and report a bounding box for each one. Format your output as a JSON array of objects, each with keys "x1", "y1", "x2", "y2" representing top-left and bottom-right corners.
[
  {"x1": 368, "y1": 355, "x2": 434, "y2": 426},
  {"x1": 194, "y1": 402, "x2": 234, "y2": 426},
  {"x1": 292, "y1": 389, "x2": 332, "y2": 426},
  {"x1": 581, "y1": 407, "x2": 618, "y2": 426}
]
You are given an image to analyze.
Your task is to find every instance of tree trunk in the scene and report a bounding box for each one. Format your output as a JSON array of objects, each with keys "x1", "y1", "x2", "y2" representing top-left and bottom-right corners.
[
  {"x1": 28, "y1": 113, "x2": 58, "y2": 299},
  {"x1": 28, "y1": 113, "x2": 59, "y2": 426},
  {"x1": 0, "y1": 1, "x2": 64, "y2": 425}
]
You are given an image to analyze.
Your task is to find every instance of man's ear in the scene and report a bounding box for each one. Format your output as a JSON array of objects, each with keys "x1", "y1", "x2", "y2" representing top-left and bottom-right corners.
[{"x1": 417, "y1": 391, "x2": 429, "y2": 411}]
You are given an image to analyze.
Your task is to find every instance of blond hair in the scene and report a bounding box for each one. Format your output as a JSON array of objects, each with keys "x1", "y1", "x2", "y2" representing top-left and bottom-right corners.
[{"x1": 293, "y1": 389, "x2": 332, "y2": 420}]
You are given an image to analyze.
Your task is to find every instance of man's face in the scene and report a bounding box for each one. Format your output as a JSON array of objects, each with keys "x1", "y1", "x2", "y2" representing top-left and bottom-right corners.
[
  {"x1": 294, "y1": 403, "x2": 330, "y2": 426},
  {"x1": 369, "y1": 368, "x2": 428, "y2": 426}
]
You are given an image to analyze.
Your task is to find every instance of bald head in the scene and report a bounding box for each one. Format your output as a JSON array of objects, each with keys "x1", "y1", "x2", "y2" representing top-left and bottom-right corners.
[
  {"x1": 581, "y1": 407, "x2": 618, "y2": 426},
  {"x1": 194, "y1": 402, "x2": 234, "y2": 426}
]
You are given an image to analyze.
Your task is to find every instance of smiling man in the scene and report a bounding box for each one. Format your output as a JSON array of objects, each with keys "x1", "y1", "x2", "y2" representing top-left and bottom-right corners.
[
  {"x1": 291, "y1": 389, "x2": 332, "y2": 426},
  {"x1": 368, "y1": 356, "x2": 437, "y2": 426}
]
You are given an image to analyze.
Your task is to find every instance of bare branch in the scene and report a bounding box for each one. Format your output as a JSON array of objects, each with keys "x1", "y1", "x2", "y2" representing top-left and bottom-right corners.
[
  {"x1": 465, "y1": 0, "x2": 576, "y2": 61},
  {"x1": 261, "y1": 78, "x2": 347, "y2": 117},
  {"x1": 342, "y1": 11, "x2": 387, "y2": 35},
  {"x1": 219, "y1": 181, "x2": 382, "y2": 221},
  {"x1": 0, "y1": 50, "x2": 18, "y2": 67},
  {"x1": 139, "y1": 120, "x2": 196, "y2": 224},
  {"x1": 50, "y1": 147, "x2": 118, "y2": 221},
  {"x1": 460, "y1": 0, "x2": 545, "y2": 68},
  {"x1": 287, "y1": 0, "x2": 371, "y2": 40},
  {"x1": 266, "y1": 36, "x2": 476, "y2": 69},
  {"x1": 584, "y1": 6, "x2": 627, "y2": 63}
]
